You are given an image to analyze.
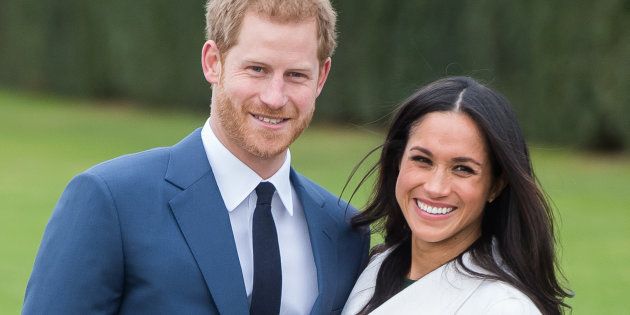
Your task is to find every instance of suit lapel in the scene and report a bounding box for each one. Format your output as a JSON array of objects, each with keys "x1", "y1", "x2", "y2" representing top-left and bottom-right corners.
[
  {"x1": 166, "y1": 129, "x2": 249, "y2": 315},
  {"x1": 291, "y1": 171, "x2": 339, "y2": 315}
]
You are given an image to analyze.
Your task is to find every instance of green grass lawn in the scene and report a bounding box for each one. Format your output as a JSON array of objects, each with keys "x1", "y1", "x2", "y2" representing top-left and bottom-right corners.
[{"x1": 1, "y1": 90, "x2": 629, "y2": 314}]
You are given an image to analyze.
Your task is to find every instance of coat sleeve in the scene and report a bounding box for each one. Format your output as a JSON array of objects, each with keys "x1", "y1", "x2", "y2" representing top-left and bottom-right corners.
[{"x1": 23, "y1": 172, "x2": 124, "y2": 315}]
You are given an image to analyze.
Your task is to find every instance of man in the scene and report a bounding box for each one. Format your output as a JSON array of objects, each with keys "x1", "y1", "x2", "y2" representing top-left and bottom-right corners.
[{"x1": 22, "y1": 0, "x2": 369, "y2": 314}]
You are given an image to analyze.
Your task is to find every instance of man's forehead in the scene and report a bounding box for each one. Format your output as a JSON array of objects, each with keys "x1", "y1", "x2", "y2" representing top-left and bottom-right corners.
[
  {"x1": 240, "y1": 10, "x2": 318, "y2": 31},
  {"x1": 223, "y1": 12, "x2": 319, "y2": 59}
]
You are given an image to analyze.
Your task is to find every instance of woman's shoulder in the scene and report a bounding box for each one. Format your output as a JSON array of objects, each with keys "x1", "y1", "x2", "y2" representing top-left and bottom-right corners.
[
  {"x1": 464, "y1": 279, "x2": 541, "y2": 315},
  {"x1": 456, "y1": 249, "x2": 541, "y2": 314}
]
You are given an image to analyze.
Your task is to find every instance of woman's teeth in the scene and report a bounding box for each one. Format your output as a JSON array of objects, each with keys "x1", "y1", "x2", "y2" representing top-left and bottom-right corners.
[{"x1": 416, "y1": 200, "x2": 454, "y2": 215}]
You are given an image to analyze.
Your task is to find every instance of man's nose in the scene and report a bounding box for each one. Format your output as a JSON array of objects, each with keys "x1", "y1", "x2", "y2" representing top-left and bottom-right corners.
[{"x1": 259, "y1": 75, "x2": 288, "y2": 109}]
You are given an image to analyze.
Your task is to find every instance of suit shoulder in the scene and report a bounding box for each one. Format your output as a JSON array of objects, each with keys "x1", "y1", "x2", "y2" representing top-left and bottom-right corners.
[
  {"x1": 82, "y1": 146, "x2": 171, "y2": 185},
  {"x1": 90, "y1": 146, "x2": 170, "y2": 171}
]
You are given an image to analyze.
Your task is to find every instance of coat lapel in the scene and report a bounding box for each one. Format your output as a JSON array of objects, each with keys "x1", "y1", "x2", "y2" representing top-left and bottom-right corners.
[
  {"x1": 165, "y1": 129, "x2": 249, "y2": 315},
  {"x1": 291, "y1": 171, "x2": 339, "y2": 315}
]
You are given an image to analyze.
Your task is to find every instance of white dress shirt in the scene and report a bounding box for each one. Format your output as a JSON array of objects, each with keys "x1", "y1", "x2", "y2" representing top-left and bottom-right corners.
[{"x1": 201, "y1": 119, "x2": 318, "y2": 315}]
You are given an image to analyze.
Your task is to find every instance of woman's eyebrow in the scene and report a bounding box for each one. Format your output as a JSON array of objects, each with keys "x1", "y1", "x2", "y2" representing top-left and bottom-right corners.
[
  {"x1": 452, "y1": 156, "x2": 482, "y2": 167},
  {"x1": 410, "y1": 146, "x2": 432, "y2": 157}
]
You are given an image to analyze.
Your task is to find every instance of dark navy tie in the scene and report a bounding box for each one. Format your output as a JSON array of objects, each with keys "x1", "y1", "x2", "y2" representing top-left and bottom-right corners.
[{"x1": 250, "y1": 182, "x2": 282, "y2": 315}]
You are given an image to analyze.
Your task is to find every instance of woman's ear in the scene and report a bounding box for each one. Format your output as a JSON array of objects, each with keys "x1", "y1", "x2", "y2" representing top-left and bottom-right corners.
[{"x1": 488, "y1": 176, "x2": 506, "y2": 203}]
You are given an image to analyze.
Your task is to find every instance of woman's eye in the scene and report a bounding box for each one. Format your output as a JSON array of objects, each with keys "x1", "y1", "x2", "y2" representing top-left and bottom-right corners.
[
  {"x1": 411, "y1": 155, "x2": 431, "y2": 165},
  {"x1": 453, "y1": 165, "x2": 475, "y2": 175}
]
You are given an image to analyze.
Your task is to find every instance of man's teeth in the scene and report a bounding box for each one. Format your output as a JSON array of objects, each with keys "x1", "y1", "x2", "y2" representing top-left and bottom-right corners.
[
  {"x1": 255, "y1": 115, "x2": 283, "y2": 125},
  {"x1": 416, "y1": 200, "x2": 454, "y2": 215}
]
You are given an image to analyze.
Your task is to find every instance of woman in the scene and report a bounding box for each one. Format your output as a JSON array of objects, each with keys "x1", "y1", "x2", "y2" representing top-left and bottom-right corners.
[{"x1": 343, "y1": 77, "x2": 571, "y2": 314}]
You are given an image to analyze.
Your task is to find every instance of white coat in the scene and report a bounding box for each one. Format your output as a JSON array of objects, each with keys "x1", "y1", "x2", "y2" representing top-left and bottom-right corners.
[{"x1": 342, "y1": 248, "x2": 541, "y2": 315}]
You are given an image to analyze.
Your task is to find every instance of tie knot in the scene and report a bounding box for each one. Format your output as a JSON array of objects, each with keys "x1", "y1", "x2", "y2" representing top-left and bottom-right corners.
[{"x1": 255, "y1": 182, "x2": 275, "y2": 205}]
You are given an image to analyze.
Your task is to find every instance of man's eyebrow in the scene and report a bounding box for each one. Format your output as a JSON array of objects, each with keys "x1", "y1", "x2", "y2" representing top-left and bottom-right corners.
[
  {"x1": 242, "y1": 59, "x2": 269, "y2": 66},
  {"x1": 287, "y1": 67, "x2": 314, "y2": 73},
  {"x1": 242, "y1": 59, "x2": 315, "y2": 72}
]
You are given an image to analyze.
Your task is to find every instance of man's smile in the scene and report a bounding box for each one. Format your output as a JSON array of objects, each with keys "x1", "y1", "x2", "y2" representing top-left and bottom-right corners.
[{"x1": 252, "y1": 114, "x2": 287, "y2": 125}]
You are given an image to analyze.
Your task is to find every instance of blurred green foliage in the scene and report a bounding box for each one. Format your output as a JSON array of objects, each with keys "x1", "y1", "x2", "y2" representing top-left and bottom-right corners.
[{"x1": 1, "y1": 0, "x2": 629, "y2": 150}]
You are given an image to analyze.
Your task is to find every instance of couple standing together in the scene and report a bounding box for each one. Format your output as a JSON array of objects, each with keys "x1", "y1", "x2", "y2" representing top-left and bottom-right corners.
[{"x1": 23, "y1": 0, "x2": 571, "y2": 314}]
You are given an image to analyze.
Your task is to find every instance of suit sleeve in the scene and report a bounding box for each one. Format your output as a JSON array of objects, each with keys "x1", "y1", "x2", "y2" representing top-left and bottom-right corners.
[{"x1": 23, "y1": 172, "x2": 124, "y2": 315}]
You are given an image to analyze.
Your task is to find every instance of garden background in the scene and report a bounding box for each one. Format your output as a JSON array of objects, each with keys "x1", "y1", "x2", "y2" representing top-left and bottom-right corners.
[{"x1": 1, "y1": 0, "x2": 629, "y2": 313}]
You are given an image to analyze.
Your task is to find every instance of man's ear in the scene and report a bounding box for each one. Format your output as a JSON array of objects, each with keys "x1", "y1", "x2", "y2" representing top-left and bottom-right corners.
[
  {"x1": 489, "y1": 176, "x2": 507, "y2": 203},
  {"x1": 201, "y1": 40, "x2": 222, "y2": 84},
  {"x1": 315, "y1": 57, "x2": 332, "y2": 97}
]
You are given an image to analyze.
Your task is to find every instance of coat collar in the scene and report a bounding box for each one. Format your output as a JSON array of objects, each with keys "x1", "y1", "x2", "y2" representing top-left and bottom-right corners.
[
  {"x1": 200, "y1": 121, "x2": 295, "y2": 214},
  {"x1": 371, "y1": 252, "x2": 486, "y2": 314},
  {"x1": 165, "y1": 128, "x2": 210, "y2": 190},
  {"x1": 343, "y1": 248, "x2": 488, "y2": 315}
]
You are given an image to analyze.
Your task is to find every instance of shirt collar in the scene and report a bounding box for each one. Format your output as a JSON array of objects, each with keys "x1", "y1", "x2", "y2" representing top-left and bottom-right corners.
[{"x1": 200, "y1": 119, "x2": 294, "y2": 215}]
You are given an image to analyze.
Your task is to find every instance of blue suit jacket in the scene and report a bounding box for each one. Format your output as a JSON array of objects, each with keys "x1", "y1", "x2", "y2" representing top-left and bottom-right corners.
[{"x1": 23, "y1": 129, "x2": 369, "y2": 314}]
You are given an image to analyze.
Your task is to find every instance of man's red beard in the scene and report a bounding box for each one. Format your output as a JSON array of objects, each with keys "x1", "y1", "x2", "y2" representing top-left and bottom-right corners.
[{"x1": 212, "y1": 85, "x2": 314, "y2": 159}]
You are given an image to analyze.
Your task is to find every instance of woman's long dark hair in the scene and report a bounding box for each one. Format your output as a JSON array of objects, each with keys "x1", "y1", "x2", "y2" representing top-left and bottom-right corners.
[{"x1": 350, "y1": 77, "x2": 572, "y2": 314}]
